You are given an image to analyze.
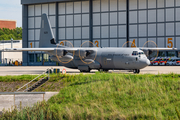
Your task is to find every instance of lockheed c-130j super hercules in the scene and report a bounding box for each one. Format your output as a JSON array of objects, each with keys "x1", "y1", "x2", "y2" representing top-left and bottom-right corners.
[{"x1": 4, "y1": 14, "x2": 177, "y2": 74}]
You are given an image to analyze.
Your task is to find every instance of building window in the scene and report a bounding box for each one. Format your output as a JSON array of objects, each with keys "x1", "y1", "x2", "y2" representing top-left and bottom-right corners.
[
  {"x1": 36, "y1": 54, "x2": 42, "y2": 62},
  {"x1": 178, "y1": 51, "x2": 180, "y2": 58},
  {"x1": 168, "y1": 51, "x2": 175, "y2": 57},
  {"x1": 29, "y1": 54, "x2": 34, "y2": 62},
  {"x1": 159, "y1": 52, "x2": 165, "y2": 57},
  {"x1": 43, "y1": 54, "x2": 49, "y2": 62}
]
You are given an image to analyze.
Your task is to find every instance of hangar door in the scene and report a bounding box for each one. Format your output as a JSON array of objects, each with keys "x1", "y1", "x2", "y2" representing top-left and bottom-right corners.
[
  {"x1": 27, "y1": 3, "x2": 57, "y2": 65},
  {"x1": 129, "y1": 0, "x2": 180, "y2": 51},
  {"x1": 92, "y1": 0, "x2": 127, "y2": 48},
  {"x1": 58, "y1": 1, "x2": 90, "y2": 47}
]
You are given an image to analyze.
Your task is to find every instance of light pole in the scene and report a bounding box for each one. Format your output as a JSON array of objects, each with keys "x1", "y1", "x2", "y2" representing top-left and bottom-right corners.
[
  {"x1": 11, "y1": 38, "x2": 13, "y2": 48},
  {"x1": 3, "y1": 39, "x2": 4, "y2": 64}
]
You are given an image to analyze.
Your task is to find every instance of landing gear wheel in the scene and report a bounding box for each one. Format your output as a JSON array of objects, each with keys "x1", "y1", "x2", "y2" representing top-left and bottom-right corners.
[
  {"x1": 98, "y1": 69, "x2": 108, "y2": 72},
  {"x1": 80, "y1": 68, "x2": 91, "y2": 73},
  {"x1": 133, "y1": 69, "x2": 140, "y2": 74},
  {"x1": 80, "y1": 70, "x2": 90, "y2": 73},
  {"x1": 104, "y1": 69, "x2": 109, "y2": 72}
]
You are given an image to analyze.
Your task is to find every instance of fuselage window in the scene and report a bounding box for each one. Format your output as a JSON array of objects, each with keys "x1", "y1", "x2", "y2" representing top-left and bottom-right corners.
[{"x1": 132, "y1": 51, "x2": 138, "y2": 55}]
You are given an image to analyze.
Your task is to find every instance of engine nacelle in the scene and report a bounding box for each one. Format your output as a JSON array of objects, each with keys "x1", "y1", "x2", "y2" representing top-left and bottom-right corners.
[
  {"x1": 48, "y1": 50, "x2": 68, "y2": 57},
  {"x1": 75, "y1": 50, "x2": 91, "y2": 58},
  {"x1": 50, "y1": 55, "x2": 73, "y2": 62},
  {"x1": 57, "y1": 50, "x2": 68, "y2": 57}
]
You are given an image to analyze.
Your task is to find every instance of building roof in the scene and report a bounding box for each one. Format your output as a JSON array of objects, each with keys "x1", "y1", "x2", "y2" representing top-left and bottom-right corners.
[
  {"x1": 21, "y1": 0, "x2": 82, "y2": 5},
  {"x1": 0, "y1": 19, "x2": 16, "y2": 22}
]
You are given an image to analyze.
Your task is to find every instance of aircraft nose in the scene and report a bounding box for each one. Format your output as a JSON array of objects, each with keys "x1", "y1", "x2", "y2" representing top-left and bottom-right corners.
[
  {"x1": 138, "y1": 59, "x2": 150, "y2": 69},
  {"x1": 146, "y1": 59, "x2": 150, "y2": 66}
]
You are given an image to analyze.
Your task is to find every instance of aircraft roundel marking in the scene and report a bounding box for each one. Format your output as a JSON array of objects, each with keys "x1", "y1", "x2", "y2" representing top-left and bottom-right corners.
[{"x1": 62, "y1": 68, "x2": 66, "y2": 74}]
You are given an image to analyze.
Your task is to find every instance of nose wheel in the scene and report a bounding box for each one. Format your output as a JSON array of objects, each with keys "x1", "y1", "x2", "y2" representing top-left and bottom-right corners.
[{"x1": 133, "y1": 69, "x2": 140, "y2": 74}]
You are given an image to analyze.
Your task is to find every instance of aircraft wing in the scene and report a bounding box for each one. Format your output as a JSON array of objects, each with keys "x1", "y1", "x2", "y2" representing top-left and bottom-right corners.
[
  {"x1": 4, "y1": 48, "x2": 55, "y2": 52},
  {"x1": 140, "y1": 47, "x2": 178, "y2": 51},
  {"x1": 3, "y1": 48, "x2": 95, "y2": 53}
]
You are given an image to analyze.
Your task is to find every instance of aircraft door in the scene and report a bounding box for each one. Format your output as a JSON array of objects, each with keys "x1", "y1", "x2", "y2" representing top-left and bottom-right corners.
[
  {"x1": 101, "y1": 53, "x2": 114, "y2": 69},
  {"x1": 136, "y1": 57, "x2": 139, "y2": 62}
]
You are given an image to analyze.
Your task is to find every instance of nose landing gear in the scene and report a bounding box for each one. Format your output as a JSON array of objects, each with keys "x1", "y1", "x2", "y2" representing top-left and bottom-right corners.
[{"x1": 133, "y1": 69, "x2": 140, "y2": 74}]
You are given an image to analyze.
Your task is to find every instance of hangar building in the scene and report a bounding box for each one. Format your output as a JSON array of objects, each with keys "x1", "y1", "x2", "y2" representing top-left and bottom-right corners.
[
  {"x1": 21, "y1": 0, "x2": 180, "y2": 66},
  {"x1": 0, "y1": 40, "x2": 22, "y2": 65}
]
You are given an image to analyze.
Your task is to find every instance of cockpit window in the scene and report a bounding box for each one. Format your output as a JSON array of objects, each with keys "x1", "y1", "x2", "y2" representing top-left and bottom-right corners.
[
  {"x1": 132, "y1": 51, "x2": 138, "y2": 55},
  {"x1": 138, "y1": 52, "x2": 144, "y2": 55}
]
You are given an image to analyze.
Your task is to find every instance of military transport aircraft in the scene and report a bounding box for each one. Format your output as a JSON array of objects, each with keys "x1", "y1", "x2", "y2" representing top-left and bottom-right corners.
[{"x1": 4, "y1": 14, "x2": 177, "y2": 73}]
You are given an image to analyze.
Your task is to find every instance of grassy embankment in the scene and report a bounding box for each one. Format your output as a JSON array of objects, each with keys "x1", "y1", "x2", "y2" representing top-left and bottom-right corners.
[
  {"x1": 1, "y1": 73, "x2": 180, "y2": 119},
  {"x1": 0, "y1": 74, "x2": 64, "y2": 92}
]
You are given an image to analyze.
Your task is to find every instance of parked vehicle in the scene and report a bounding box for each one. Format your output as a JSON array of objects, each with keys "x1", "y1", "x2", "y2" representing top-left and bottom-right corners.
[
  {"x1": 149, "y1": 57, "x2": 180, "y2": 66},
  {"x1": 166, "y1": 57, "x2": 178, "y2": 66},
  {"x1": 176, "y1": 59, "x2": 180, "y2": 66},
  {"x1": 159, "y1": 58, "x2": 170, "y2": 66},
  {"x1": 151, "y1": 58, "x2": 161, "y2": 65}
]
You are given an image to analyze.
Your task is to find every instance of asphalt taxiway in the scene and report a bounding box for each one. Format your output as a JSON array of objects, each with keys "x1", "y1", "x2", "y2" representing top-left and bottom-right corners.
[{"x1": 0, "y1": 66, "x2": 180, "y2": 75}]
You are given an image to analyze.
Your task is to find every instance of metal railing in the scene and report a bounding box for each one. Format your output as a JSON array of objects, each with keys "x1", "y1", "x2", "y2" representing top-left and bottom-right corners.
[
  {"x1": 16, "y1": 68, "x2": 51, "y2": 92},
  {"x1": 23, "y1": 76, "x2": 47, "y2": 92}
]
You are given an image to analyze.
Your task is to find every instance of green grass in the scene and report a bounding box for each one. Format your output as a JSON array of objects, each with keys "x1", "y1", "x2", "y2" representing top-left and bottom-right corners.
[
  {"x1": 0, "y1": 75, "x2": 39, "y2": 82},
  {"x1": 1, "y1": 72, "x2": 180, "y2": 119}
]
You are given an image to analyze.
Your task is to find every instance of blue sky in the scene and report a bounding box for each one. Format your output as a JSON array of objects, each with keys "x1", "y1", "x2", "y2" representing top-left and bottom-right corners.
[{"x1": 0, "y1": 0, "x2": 22, "y2": 27}]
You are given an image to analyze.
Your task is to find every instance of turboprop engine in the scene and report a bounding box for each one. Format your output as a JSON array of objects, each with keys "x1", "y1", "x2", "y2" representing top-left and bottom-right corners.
[
  {"x1": 75, "y1": 50, "x2": 91, "y2": 59},
  {"x1": 48, "y1": 50, "x2": 68, "y2": 57},
  {"x1": 49, "y1": 55, "x2": 73, "y2": 62}
]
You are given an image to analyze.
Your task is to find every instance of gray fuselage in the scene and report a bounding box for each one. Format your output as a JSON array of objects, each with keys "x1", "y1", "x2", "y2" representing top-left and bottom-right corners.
[{"x1": 51, "y1": 47, "x2": 150, "y2": 71}]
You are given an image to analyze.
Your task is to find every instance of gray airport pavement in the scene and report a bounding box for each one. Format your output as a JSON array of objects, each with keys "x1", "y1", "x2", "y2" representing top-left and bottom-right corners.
[
  {"x1": 0, "y1": 66, "x2": 180, "y2": 75},
  {"x1": 0, "y1": 66, "x2": 180, "y2": 76}
]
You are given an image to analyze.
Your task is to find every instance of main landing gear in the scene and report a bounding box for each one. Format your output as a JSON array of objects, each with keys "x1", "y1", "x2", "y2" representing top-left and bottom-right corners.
[
  {"x1": 98, "y1": 69, "x2": 109, "y2": 72},
  {"x1": 80, "y1": 70, "x2": 90, "y2": 72},
  {"x1": 133, "y1": 69, "x2": 140, "y2": 74},
  {"x1": 80, "y1": 67, "x2": 91, "y2": 73}
]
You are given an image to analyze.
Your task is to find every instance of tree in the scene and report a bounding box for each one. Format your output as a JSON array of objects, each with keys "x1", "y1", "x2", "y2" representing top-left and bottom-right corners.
[
  {"x1": 0, "y1": 27, "x2": 22, "y2": 40},
  {"x1": 0, "y1": 29, "x2": 4, "y2": 36}
]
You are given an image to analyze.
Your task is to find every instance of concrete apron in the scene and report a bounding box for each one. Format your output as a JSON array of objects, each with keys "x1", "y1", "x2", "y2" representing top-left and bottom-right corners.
[{"x1": 0, "y1": 92, "x2": 58, "y2": 114}]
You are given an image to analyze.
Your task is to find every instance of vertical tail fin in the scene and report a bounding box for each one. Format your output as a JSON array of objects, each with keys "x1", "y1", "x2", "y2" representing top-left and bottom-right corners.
[{"x1": 39, "y1": 14, "x2": 56, "y2": 48}]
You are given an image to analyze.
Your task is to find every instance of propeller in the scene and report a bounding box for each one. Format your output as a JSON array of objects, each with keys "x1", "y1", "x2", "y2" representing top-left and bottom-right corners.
[
  {"x1": 122, "y1": 41, "x2": 137, "y2": 48},
  {"x1": 79, "y1": 41, "x2": 97, "y2": 64},
  {"x1": 141, "y1": 40, "x2": 159, "y2": 62},
  {"x1": 55, "y1": 40, "x2": 74, "y2": 64}
]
